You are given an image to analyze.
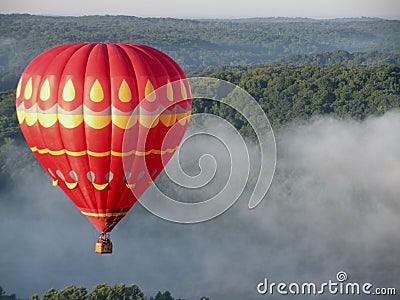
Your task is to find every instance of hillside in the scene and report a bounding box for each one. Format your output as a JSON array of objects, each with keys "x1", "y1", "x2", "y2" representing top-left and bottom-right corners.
[{"x1": 1, "y1": 14, "x2": 400, "y2": 90}]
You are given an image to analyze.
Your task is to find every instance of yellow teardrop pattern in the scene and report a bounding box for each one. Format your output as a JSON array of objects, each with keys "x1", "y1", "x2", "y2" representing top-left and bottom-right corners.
[
  {"x1": 24, "y1": 77, "x2": 33, "y2": 100},
  {"x1": 62, "y1": 79, "x2": 76, "y2": 102},
  {"x1": 40, "y1": 78, "x2": 51, "y2": 101},
  {"x1": 118, "y1": 80, "x2": 132, "y2": 102},
  {"x1": 166, "y1": 80, "x2": 173, "y2": 101},
  {"x1": 16, "y1": 77, "x2": 22, "y2": 98},
  {"x1": 145, "y1": 80, "x2": 156, "y2": 102},
  {"x1": 90, "y1": 79, "x2": 104, "y2": 102},
  {"x1": 180, "y1": 80, "x2": 187, "y2": 100}
]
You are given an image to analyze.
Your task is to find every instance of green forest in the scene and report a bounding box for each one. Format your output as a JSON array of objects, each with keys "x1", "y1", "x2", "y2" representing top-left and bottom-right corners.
[
  {"x1": 0, "y1": 14, "x2": 399, "y2": 299},
  {"x1": 1, "y1": 14, "x2": 400, "y2": 90},
  {"x1": 1, "y1": 284, "x2": 209, "y2": 300}
]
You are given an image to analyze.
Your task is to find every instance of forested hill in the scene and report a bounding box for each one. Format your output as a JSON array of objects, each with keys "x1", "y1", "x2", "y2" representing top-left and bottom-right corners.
[
  {"x1": 192, "y1": 65, "x2": 400, "y2": 130},
  {"x1": 271, "y1": 50, "x2": 400, "y2": 67},
  {"x1": 0, "y1": 14, "x2": 399, "y2": 155},
  {"x1": 1, "y1": 14, "x2": 400, "y2": 90},
  {"x1": 1, "y1": 64, "x2": 399, "y2": 148}
]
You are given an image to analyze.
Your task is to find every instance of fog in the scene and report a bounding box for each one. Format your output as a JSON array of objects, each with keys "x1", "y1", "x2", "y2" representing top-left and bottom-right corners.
[{"x1": 0, "y1": 112, "x2": 399, "y2": 299}]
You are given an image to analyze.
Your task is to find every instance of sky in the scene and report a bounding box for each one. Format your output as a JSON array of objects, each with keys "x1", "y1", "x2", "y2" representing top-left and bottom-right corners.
[{"x1": 0, "y1": 0, "x2": 400, "y2": 19}]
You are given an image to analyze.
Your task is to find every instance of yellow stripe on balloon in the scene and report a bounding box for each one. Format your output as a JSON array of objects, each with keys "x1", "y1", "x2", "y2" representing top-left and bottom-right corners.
[
  {"x1": 30, "y1": 145, "x2": 179, "y2": 157},
  {"x1": 36, "y1": 147, "x2": 66, "y2": 155},
  {"x1": 80, "y1": 211, "x2": 127, "y2": 217},
  {"x1": 86, "y1": 150, "x2": 111, "y2": 157}
]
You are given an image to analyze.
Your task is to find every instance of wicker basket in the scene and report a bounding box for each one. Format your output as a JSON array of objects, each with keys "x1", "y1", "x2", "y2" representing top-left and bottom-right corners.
[{"x1": 95, "y1": 241, "x2": 113, "y2": 254}]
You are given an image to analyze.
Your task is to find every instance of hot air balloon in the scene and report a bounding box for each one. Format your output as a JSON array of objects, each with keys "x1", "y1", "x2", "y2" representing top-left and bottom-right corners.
[{"x1": 15, "y1": 43, "x2": 191, "y2": 253}]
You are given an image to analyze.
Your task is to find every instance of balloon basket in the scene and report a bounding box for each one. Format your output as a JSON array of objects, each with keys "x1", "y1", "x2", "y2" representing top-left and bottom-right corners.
[
  {"x1": 95, "y1": 233, "x2": 113, "y2": 254},
  {"x1": 95, "y1": 242, "x2": 113, "y2": 254}
]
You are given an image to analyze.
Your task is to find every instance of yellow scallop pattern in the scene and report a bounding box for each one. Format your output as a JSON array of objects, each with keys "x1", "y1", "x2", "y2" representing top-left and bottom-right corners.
[
  {"x1": 84, "y1": 115, "x2": 111, "y2": 129},
  {"x1": 65, "y1": 182, "x2": 78, "y2": 189},
  {"x1": 18, "y1": 111, "x2": 190, "y2": 129},
  {"x1": 38, "y1": 113, "x2": 58, "y2": 127},
  {"x1": 58, "y1": 114, "x2": 84, "y2": 128},
  {"x1": 17, "y1": 79, "x2": 190, "y2": 129}
]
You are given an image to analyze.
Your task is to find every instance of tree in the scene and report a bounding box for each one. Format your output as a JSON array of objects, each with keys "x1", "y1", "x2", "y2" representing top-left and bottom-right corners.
[
  {"x1": 43, "y1": 289, "x2": 57, "y2": 300},
  {"x1": 111, "y1": 283, "x2": 146, "y2": 300},
  {"x1": 152, "y1": 291, "x2": 174, "y2": 300},
  {"x1": 87, "y1": 284, "x2": 114, "y2": 300},
  {"x1": 58, "y1": 286, "x2": 87, "y2": 300}
]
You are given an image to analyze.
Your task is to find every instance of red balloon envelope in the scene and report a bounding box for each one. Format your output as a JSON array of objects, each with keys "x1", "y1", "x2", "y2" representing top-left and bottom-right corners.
[{"x1": 16, "y1": 43, "x2": 191, "y2": 238}]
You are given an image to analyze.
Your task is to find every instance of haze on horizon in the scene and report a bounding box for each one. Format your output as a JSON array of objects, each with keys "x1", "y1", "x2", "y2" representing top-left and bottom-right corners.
[{"x1": 1, "y1": 0, "x2": 399, "y2": 19}]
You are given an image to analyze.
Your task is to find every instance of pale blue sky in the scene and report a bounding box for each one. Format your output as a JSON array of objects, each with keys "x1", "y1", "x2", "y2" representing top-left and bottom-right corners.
[{"x1": 1, "y1": 0, "x2": 399, "y2": 19}]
